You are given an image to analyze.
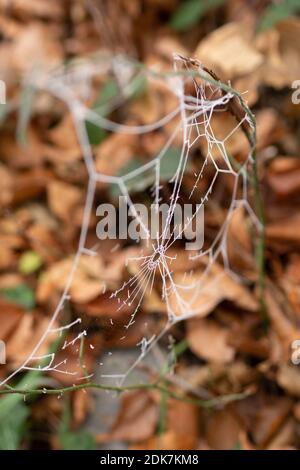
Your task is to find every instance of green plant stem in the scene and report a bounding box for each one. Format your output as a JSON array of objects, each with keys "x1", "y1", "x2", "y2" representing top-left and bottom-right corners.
[
  {"x1": 0, "y1": 381, "x2": 252, "y2": 409},
  {"x1": 252, "y1": 149, "x2": 268, "y2": 329},
  {"x1": 193, "y1": 63, "x2": 267, "y2": 328}
]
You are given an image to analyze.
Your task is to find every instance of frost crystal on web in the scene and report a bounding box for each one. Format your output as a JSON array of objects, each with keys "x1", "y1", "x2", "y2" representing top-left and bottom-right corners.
[{"x1": 0, "y1": 54, "x2": 262, "y2": 389}]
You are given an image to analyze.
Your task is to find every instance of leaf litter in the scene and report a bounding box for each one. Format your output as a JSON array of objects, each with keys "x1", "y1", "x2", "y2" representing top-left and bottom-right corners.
[{"x1": 0, "y1": 0, "x2": 300, "y2": 451}]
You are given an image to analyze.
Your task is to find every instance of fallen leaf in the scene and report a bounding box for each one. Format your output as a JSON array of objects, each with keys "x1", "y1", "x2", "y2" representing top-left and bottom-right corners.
[
  {"x1": 46, "y1": 114, "x2": 81, "y2": 163},
  {"x1": 73, "y1": 389, "x2": 93, "y2": 426},
  {"x1": 95, "y1": 133, "x2": 137, "y2": 177},
  {"x1": 195, "y1": 22, "x2": 263, "y2": 79},
  {"x1": 205, "y1": 408, "x2": 242, "y2": 450},
  {"x1": 166, "y1": 399, "x2": 200, "y2": 444},
  {"x1": 99, "y1": 390, "x2": 159, "y2": 443},
  {"x1": 235, "y1": 393, "x2": 292, "y2": 448},
  {"x1": 187, "y1": 318, "x2": 235, "y2": 364},
  {"x1": 0, "y1": 0, "x2": 64, "y2": 20},
  {"x1": 266, "y1": 157, "x2": 300, "y2": 199},
  {"x1": 252, "y1": 398, "x2": 292, "y2": 447},
  {"x1": 293, "y1": 402, "x2": 300, "y2": 421},
  {"x1": 12, "y1": 23, "x2": 63, "y2": 73},
  {"x1": 47, "y1": 180, "x2": 83, "y2": 222},
  {"x1": 0, "y1": 298, "x2": 24, "y2": 340},
  {"x1": 169, "y1": 260, "x2": 257, "y2": 318},
  {"x1": 256, "y1": 18, "x2": 300, "y2": 88},
  {"x1": 267, "y1": 418, "x2": 295, "y2": 450},
  {"x1": 132, "y1": 431, "x2": 197, "y2": 450},
  {"x1": 277, "y1": 364, "x2": 300, "y2": 398},
  {"x1": 6, "y1": 313, "x2": 57, "y2": 367},
  {"x1": 37, "y1": 255, "x2": 107, "y2": 304},
  {"x1": 267, "y1": 213, "x2": 300, "y2": 245},
  {"x1": 265, "y1": 286, "x2": 300, "y2": 361}
]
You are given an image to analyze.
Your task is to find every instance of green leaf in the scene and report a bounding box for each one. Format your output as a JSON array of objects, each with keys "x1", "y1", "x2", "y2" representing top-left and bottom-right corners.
[
  {"x1": 85, "y1": 75, "x2": 148, "y2": 145},
  {"x1": 0, "y1": 284, "x2": 35, "y2": 310},
  {"x1": 0, "y1": 103, "x2": 8, "y2": 126},
  {"x1": 232, "y1": 440, "x2": 243, "y2": 450},
  {"x1": 60, "y1": 430, "x2": 97, "y2": 450},
  {"x1": 109, "y1": 147, "x2": 183, "y2": 198},
  {"x1": 160, "y1": 147, "x2": 183, "y2": 180},
  {"x1": 17, "y1": 81, "x2": 35, "y2": 146},
  {"x1": 172, "y1": 339, "x2": 189, "y2": 359},
  {"x1": 85, "y1": 79, "x2": 119, "y2": 146},
  {"x1": 170, "y1": 0, "x2": 225, "y2": 31},
  {"x1": 0, "y1": 401, "x2": 29, "y2": 450},
  {"x1": 259, "y1": 0, "x2": 300, "y2": 30},
  {"x1": 85, "y1": 120, "x2": 107, "y2": 146},
  {"x1": 0, "y1": 340, "x2": 61, "y2": 451},
  {"x1": 0, "y1": 368, "x2": 46, "y2": 450},
  {"x1": 93, "y1": 79, "x2": 119, "y2": 114},
  {"x1": 129, "y1": 73, "x2": 148, "y2": 99},
  {"x1": 59, "y1": 399, "x2": 96, "y2": 450},
  {"x1": 18, "y1": 250, "x2": 43, "y2": 275},
  {"x1": 0, "y1": 374, "x2": 43, "y2": 422}
]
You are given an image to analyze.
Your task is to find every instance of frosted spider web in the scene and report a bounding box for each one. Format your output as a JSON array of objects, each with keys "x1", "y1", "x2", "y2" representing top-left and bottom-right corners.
[{"x1": 0, "y1": 54, "x2": 262, "y2": 389}]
